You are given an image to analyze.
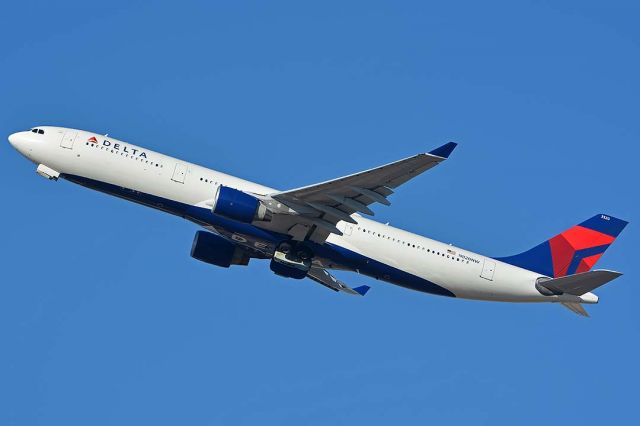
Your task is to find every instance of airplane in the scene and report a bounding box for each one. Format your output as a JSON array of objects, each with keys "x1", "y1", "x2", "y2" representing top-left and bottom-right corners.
[{"x1": 7, "y1": 126, "x2": 628, "y2": 316}]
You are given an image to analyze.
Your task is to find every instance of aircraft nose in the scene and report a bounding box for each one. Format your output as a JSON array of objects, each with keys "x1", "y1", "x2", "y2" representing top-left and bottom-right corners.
[
  {"x1": 8, "y1": 132, "x2": 19, "y2": 147},
  {"x1": 8, "y1": 131, "x2": 31, "y2": 155}
]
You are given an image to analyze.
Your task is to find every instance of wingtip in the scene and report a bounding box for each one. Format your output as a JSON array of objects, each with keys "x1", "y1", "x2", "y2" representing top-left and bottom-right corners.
[
  {"x1": 428, "y1": 142, "x2": 458, "y2": 159},
  {"x1": 353, "y1": 285, "x2": 371, "y2": 296}
]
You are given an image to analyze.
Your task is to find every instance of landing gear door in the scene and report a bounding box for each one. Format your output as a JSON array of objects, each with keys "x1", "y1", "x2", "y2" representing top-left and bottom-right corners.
[
  {"x1": 171, "y1": 163, "x2": 187, "y2": 183},
  {"x1": 480, "y1": 259, "x2": 496, "y2": 281},
  {"x1": 60, "y1": 131, "x2": 77, "y2": 149}
]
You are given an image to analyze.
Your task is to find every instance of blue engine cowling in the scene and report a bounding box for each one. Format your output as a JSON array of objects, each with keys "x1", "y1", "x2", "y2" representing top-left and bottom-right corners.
[
  {"x1": 191, "y1": 231, "x2": 250, "y2": 267},
  {"x1": 212, "y1": 185, "x2": 268, "y2": 223}
]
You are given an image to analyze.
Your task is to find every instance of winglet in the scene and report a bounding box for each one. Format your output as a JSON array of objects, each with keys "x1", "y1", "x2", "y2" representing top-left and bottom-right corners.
[
  {"x1": 428, "y1": 142, "x2": 457, "y2": 158},
  {"x1": 353, "y1": 285, "x2": 371, "y2": 296}
]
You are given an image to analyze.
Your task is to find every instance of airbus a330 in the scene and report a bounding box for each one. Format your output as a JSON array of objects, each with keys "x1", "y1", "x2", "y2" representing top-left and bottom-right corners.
[{"x1": 8, "y1": 127, "x2": 627, "y2": 316}]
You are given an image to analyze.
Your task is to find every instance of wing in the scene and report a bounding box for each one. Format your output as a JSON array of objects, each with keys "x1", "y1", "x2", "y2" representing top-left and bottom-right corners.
[
  {"x1": 259, "y1": 142, "x2": 457, "y2": 242},
  {"x1": 307, "y1": 267, "x2": 370, "y2": 296}
]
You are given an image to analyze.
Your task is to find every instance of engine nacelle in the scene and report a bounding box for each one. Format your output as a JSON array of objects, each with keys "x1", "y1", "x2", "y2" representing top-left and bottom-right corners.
[
  {"x1": 190, "y1": 231, "x2": 250, "y2": 268},
  {"x1": 211, "y1": 185, "x2": 269, "y2": 223}
]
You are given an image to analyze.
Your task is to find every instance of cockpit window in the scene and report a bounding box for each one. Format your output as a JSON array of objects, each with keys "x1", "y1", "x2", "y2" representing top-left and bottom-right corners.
[
  {"x1": 31, "y1": 128, "x2": 45, "y2": 134},
  {"x1": 38, "y1": 129, "x2": 44, "y2": 134}
]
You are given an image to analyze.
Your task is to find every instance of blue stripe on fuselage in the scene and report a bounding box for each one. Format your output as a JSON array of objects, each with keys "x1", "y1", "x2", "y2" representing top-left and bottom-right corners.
[
  {"x1": 62, "y1": 174, "x2": 454, "y2": 298},
  {"x1": 313, "y1": 242, "x2": 455, "y2": 297}
]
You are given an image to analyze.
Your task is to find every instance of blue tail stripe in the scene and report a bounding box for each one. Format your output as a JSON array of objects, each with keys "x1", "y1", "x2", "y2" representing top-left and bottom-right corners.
[
  {"x1": 565, "y1": 244, "x2": 610, "y2": 275},
  {"x1": 579, "y1": 214, "x2": 628, "y2": 237},
  {"x1": 495, "y1": 241, "x2": 554, "y2": 277}
]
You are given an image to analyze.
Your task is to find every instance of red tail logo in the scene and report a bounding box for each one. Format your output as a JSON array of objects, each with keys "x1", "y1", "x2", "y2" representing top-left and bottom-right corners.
[{"x1": 497, "y1": 214, "x2": 628, "y2": 278}]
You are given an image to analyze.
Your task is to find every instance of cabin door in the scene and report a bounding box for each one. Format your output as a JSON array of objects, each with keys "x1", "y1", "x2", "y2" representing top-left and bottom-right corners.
[
  {"x1": 171, "y1": 163, "x2": 187, "y2": 183},
  {"x1": 480, "y1": 259, "x2": 496, "y2": 281},
  {"x1": 60, "y1": 131, "x2": 77, "y2": 149}
]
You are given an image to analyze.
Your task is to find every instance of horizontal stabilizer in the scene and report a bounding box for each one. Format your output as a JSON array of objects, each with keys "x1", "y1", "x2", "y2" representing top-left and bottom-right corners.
[
  {"x1": 561, "y1": 302, "x2": 590, "y2": 317},
  {"x1": 540, "y1": 269, "x2": 622, "y2": 296}
]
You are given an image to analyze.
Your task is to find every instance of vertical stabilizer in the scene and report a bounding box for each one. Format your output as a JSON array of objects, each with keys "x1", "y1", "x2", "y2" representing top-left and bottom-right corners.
[{"x1": 497, "y1": 214, "x2": 627, "y2": 278}]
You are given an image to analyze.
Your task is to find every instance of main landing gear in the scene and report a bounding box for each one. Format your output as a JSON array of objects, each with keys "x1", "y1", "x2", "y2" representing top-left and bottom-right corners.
[{"x1": 269, "y1": 241, "x2": 314, "y2": 279}]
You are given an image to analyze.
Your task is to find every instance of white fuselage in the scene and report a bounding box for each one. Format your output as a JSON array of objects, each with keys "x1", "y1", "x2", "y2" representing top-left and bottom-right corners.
[{"x1": 8, "y1": 126, "x2": 597, "y2": 305}]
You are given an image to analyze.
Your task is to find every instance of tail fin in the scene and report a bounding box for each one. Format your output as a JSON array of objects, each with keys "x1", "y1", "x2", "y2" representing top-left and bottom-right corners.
[{"x1": 497, "y1": 214, "x2": 628, "y2": 278}]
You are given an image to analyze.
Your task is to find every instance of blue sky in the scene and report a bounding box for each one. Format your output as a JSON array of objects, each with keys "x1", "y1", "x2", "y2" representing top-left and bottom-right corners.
[{"x1": 1, "y1": 1, "x2": 637, "y2": 424}]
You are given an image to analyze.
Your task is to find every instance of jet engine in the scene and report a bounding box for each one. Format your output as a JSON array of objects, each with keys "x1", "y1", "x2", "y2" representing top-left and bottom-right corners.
[
  {"x1": 211, "y1": 185, "x2": 270, "y2": 223},
  {"x1": 190, "y1": 231, "x2": 250, "y2": 267}
]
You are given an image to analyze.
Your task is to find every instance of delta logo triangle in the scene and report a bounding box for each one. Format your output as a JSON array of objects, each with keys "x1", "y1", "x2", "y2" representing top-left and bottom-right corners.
[{"x1": 87, "y1": 136, "x2": 98, "y2": 143}]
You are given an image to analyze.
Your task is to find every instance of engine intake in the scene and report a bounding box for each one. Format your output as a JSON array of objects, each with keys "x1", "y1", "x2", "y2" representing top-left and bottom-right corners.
[{"x1": 212, "y1": 185, "x2": 270, "y2": 223}]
